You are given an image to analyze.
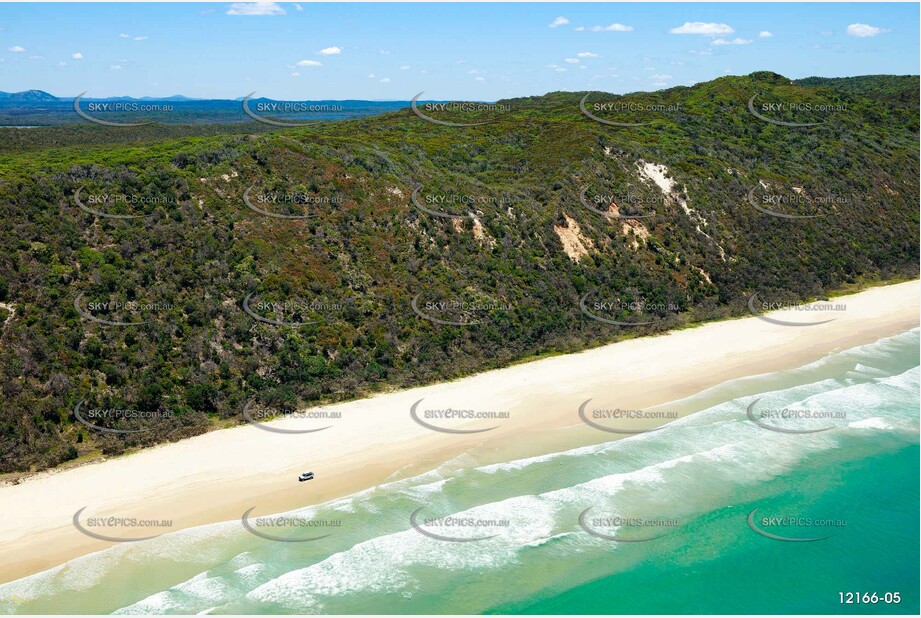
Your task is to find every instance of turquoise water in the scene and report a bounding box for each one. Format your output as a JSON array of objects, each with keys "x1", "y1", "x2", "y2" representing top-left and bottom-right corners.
[
  {"x1": 1, "y1": 329, "x2": 918, "y2": 615},
  {"x1": 503, "y1": 446, "x2": 919, "y2": 614}
]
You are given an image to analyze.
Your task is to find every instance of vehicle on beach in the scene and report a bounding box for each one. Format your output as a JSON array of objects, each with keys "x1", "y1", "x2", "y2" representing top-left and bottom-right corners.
[{"x1": 298, "y1": 471, "x2": 315, "y2": 482}]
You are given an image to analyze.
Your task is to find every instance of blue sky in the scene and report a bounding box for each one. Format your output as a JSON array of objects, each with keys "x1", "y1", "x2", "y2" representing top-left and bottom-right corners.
[{"x1": 1, "y1": 3, "x2": 917, "y2": 100}]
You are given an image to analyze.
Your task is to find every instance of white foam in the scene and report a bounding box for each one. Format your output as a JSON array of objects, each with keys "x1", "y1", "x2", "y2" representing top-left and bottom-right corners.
[
  {"x1": 5, "y1": 327, "x2": 917, "y2": 613},
  {"x1": 848, "y1": 418, "x2": 894, "y2": 431},
  {"x1": 113, "y1": 589, "x2": 177, "y2": 615}
]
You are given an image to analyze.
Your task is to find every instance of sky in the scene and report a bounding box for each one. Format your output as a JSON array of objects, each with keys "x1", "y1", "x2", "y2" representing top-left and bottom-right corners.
[{"x1": 0, "y1": 2, "x2": 918, "y2": 100}]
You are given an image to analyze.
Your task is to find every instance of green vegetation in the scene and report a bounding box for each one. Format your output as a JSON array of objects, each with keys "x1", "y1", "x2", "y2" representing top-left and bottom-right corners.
[
  {"x1": 0, "y1": 72, "x2": 917, "y2": 473},
  {"x1": 796, "y1": 74, "x2": 920, "y2": 108}
]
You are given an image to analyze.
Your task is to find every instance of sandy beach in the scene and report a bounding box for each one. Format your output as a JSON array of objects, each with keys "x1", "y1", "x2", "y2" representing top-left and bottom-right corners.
[{"x1": 0, "y1": 280, "x2": 917, "y2": 585}]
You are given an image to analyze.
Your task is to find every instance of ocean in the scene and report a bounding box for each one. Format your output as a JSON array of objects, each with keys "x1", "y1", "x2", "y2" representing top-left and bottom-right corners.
[{"x1": 2, "y1": 328, "x2": 918, "y2": 615}]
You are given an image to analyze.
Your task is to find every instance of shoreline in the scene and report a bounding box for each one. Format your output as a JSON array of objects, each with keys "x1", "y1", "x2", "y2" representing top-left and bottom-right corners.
[
  {"x1": 0, "y1": 277, "x2": 910, "y2": 487},
  {"x1": 0, "y1": 280, "x2": 917, "y2": 584}
]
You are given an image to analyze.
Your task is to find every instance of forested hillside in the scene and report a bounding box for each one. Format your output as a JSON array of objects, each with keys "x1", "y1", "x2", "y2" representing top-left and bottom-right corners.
[{"x1": 1, "y1": 72, "x2": 917, "y2": 473}]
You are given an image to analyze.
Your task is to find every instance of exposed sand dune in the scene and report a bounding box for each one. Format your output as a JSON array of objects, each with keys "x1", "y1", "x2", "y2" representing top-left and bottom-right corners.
[
  {"x1": 554, "y1": 213, "x2": 594, "y2": 261},
  {"x1": 638, "y1": 160, "x2": 726, "y2": 260}
]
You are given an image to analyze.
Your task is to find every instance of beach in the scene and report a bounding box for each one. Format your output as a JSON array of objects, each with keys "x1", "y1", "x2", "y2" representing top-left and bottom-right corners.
[{"x1": 0, "y1": 280, "x2": 917, "y2": 586}]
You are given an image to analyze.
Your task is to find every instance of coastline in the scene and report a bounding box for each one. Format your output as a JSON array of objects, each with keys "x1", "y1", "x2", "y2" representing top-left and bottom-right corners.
[{"x1": 0, "y1": 280, "x2": 917, "y2": 584}]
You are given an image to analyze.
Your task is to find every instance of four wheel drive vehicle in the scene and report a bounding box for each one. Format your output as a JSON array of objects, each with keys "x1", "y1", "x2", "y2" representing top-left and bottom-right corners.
[{"x1": 298, "y1": 471, "x2": 315, "y2": 482}]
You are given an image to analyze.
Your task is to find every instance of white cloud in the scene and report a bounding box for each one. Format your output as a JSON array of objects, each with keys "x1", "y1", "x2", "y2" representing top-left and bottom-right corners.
[
  {"x1": 574, "y1": 26, "x2": 585, "y2": 32},
  {"x1": 379, "y1": 49, "x2": 390, "y2": 54},
  {"x1": 118, "y1": 33, "x2": 147, "y2": 40},
  {"x1": 134, "y1": 36, "x2": 148, "y2": 41},
  {"x1": 318, "y1": 46, "x2": 341, "y2": 55},
  {"x1": 689, "y1": 49, "x2": 714, "y2": 56},
  {"x1": 294, "y1": 3, "x2": 302, "y2": 10},
  {"x1": 564, "y1": 58, "x2": 580, "y2": 64},
  {"x1": 379, "y1": 77, "x2": 390, "y2": 83},
  {"x1": 669, "y1": 22, "x2": 734, "y2": 35},
  {"x1": 554, "y1": 68, "x2": 566, "y2": 72},
  {"x1": 367, "y1": 73, "x2": 375, "y2": 79},
  {"x1": 110, "y1": 64, "x2": 122, "y2": 70},
  {"x1": 475, "y1": 76, "x2": 485, "y2": 81},
  {"x1": 118, "y1": 33, "x2": 131, "y2": 38},
  {"x1": 712, "y1": 38, "x2": 752, "y2": 45},
  {"x1": 652, "y1": 81, "x2": 668, "y2": 87},
  {"x1": 548, "y1": 16, "x2": 569, "y2": 28},
  {"x1": 72, "y1": 52, "x2": 83, "y2": 60},
  {"x1": 226, "y1": 2, "x2": 286, "y2": 16},
  {"x1": 846, "y1": 23, "x2": 889, "y2": 38},
  {"x1": 758, "y1": 31, "x2": 773, "y2": 38},
  {"x1": 56, "y1": 61, "x2": 67, "y2": 67},
  {"x1": 399, "y1": 65, "x2": 410, "y2": 70},
  {"x1": 8, "y1": 45, "x2": 25, "y2": 52},
  {"x1": 290, "y1": 71, "x2": 300, "y2": 77},
  {"x1": 588, "y1": 23, "x2": 633, "y2": 32},
  {"x1": 651, "y1": 73, "x2": 672, "y2": 80},
  {"x1": 296, "y1": 59, "x2": 322, "y2": 67},
  {"x1": 28, "y1": 55, "x2": 43, "y2": 60},
  {"x1": 576, "y1": 51, "x2": 600, "y2": 58}
]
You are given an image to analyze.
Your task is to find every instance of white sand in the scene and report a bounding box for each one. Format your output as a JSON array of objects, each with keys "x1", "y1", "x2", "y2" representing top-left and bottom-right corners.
[{"x1": 0, "y1": 280, "x2": 917, "y2": 583}]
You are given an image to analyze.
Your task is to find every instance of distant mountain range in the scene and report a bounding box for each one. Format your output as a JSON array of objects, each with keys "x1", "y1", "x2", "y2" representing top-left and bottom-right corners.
[
  {"x1": 0, "y1": 90, "x2": 413, "y2": 125},
  {"x1": 0, "y1": 90, "x2": 206, "y2": 101},
  {"x1": 0, "y1": 89, "x2": 59, "y2": 101}
]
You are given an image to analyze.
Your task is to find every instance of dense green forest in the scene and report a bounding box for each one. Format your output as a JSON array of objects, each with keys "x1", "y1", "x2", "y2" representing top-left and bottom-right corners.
[{"x1": 0, "y1": 72, "x2": 918, "y2": 474}]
